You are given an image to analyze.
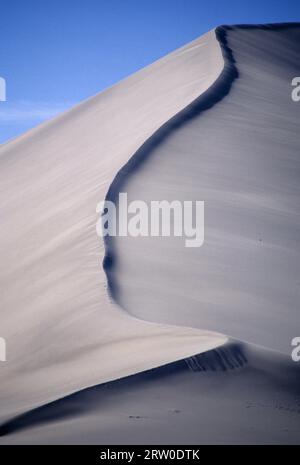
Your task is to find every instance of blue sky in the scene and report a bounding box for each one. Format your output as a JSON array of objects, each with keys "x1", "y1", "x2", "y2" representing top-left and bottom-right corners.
[{"x1": 0, "y1": 0, "x2": 299, "y2": 143}]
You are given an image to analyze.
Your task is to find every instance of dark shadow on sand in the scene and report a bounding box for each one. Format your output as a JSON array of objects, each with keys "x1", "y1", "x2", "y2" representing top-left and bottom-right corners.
[
  {"x1": 0, "y1": 341, "x2": 248, "y2": 437},
  {"x1": 103, "y1": 25, "x2": 239, "y2": 300}
]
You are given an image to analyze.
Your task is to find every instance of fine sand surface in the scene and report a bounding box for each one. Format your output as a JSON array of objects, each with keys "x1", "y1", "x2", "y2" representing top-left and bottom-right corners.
[
  {"x1": 108, "y1": 24, "x2": 300, "y2": 355},
  {"x1": 0, "y1": 30, "x2": 225, "y2": 423},
  {"x1": 0, "y1": 24, "x2": 300, "y2": 444},
  {"x1": 1, "y1": 342, "x2": 300, "y2": 445}
]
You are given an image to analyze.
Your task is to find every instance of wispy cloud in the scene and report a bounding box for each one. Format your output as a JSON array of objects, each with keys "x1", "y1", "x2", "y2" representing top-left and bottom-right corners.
[{"x1": 0, "y1": 100, "x2": 74, "y2": 123}]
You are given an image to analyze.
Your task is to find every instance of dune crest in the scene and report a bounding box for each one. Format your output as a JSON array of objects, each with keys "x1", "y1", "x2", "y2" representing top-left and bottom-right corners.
[
  {"x1": 108, "y1": 23, "x2": 300, "y2": 355},
  {"x1": 1, "y1": 24, "x2": 300, "y2": 444},
  {"x1": 0, "y1": 29, "x2": 227, "y2": 424}
]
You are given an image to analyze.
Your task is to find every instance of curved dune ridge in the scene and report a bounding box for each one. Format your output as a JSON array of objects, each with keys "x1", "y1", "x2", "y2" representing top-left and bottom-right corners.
[
  {"x1": 0, "y1": 27, "x2": 226, "y2": 428},
  {"x1": 1, "y1": 341, "x2": 300, "y2": 443},
  {"x1": 107, "y1": 23, "x2": 300, "y2": 355},
  {"x1": 0, "y1": 24, "x2": 300, "y2": 443}
]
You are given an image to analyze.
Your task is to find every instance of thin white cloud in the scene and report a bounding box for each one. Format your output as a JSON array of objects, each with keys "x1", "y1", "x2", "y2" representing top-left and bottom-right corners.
[{"x1": 0, "y1": 100, "x2": 74, "y2": 122}]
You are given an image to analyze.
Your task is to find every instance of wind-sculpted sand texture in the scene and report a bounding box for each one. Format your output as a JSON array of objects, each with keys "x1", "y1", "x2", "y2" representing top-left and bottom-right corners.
[
  {"x1": 0, "y1": 30, "x2": 226, "y2": 426},
  {"x1": 108, "y1": 24, "x2": 300, "y2": 355},
  {"x1": 0, "y1": 24, "x2": 299, "y2": 444},
  {"x1": 1, "y1": 341, "x2": 300, "y2": 444}
]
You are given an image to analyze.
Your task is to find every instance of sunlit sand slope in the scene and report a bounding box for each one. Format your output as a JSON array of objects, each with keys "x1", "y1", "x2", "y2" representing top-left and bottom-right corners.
[{"x1": 0, "y1": 30, "x2": 226, "y2": 422}]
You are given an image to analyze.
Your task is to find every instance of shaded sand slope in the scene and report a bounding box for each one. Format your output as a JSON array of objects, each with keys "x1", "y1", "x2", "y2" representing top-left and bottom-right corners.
[
  {"x1": 108, "y1": 24, "x2": 300, "y2": 354},
  {"x1": 0, "y1": 30, "x2": 226, "y2": 422},
  {"x1": 1, "y1": 25, "x2": 300, "y2": 445},
  {"x1": 1, "y1": 341, "x2": 300, "y2": 444}
]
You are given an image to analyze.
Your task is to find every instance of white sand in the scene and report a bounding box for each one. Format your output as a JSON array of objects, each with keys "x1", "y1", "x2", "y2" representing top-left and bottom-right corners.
[
  {"x1": 0, "y1": 30, "x2": 225, "y2": 423},
  {"x1": 1, "y1": 342, "x2": 300, "y2": 445},
  {"x1": 0, "y1": 24, "x2": 299, "y2": 444},
  {"x1": 111, "y1": 25, "x2": 300, "y2": 355}
]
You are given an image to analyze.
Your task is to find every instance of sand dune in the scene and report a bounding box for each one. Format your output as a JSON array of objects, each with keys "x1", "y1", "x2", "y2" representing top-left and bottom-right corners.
[
  {"x1": 0, "y1": 24, "x2": 299, "y2": 444},
  {"x1": 108, "y1": 24, "x2": 300, "y2": 355},
  {"x1": 0, "y1": 29, "x2": 225, "y2": 424},
  {"x1": 1, "y1": 341, "x2": 300, "y2": 444}
]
